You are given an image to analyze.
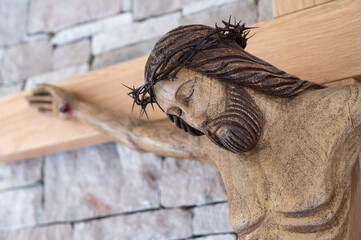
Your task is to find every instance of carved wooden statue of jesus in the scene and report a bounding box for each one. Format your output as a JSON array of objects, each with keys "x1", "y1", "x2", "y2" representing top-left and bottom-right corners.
[{"x1": 27, "y1": 22, "x2": 360, "y2": 239}]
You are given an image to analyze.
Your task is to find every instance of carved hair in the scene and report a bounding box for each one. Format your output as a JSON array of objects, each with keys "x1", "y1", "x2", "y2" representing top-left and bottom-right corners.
[
  {"x1": 128, "y1": 20, "x2": 253, "y2": 116},
  {"x1": 147, "y1": 24, "x2": 324, "y2": 96},
  {"x1": 130, "y1": 21, "x2": 325, "y2": 153}
]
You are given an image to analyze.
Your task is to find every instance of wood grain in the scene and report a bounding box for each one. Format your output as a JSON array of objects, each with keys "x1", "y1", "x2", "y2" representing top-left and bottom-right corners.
[
  {"x1": 248, "y1": 0, "x2": 361, "y2": 84},
  {"x1": 2, "y1": 0, "x2": 361, "y2": 162},
  {"x1": 324, "y1": 78, "x2": 359, "y2": 87},
  {"x1": 0, "y1": 57, "x2": 166, "y2": 162},
  {"x1": 323, "y1": 78, "x2": 361, "y2": 240},
  {"x1": 350, "y1": 158, "x2": 361, "y2": 240},
  {"x1": 272, "y1": 0, "x2": 361, "y2": 236},
  {"x1": 272, "y1": 0, "x2": 334, "y2": 17}
]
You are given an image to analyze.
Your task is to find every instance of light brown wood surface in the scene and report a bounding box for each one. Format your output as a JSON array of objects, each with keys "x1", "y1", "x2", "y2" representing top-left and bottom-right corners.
[
  {"x1": 272, "y1": 0, "x2": 334, "y2": 17},
  {"x1": 272, "y1": 0, "x2": 361, "y2": 237},
  {"x1": 0, "y1": 57, "x2": 162, "y2": 162},
  {"x1": 1, "y1": 0, "x2": 361, "y2": 162},
  {"x1": 324, "y1": 78, "x2": 361, "y2": 240},
  {"x1": 248, "y1": 0, "x2": 361, "y2": 84},
  {"x1": 349, "y1": 159, "x2": 361, "y2": 240},
  {"x1": 324, "y1": 78, "x2": 360, "y2": 87}
]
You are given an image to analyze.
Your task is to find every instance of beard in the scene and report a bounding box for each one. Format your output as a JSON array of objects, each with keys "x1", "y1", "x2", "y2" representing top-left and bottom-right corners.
[
  {"x1": 202, "y1": 86, "x2": 263, "y2": 153},
  {"x1": 167, "y1": 85, "x2": 263, "y2": 154}
]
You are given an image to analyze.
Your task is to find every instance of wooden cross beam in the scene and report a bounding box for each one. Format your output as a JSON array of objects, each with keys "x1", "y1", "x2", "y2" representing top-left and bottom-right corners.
[{"x1": 1, "y1": 0, "x2": 361, "y2": 163}]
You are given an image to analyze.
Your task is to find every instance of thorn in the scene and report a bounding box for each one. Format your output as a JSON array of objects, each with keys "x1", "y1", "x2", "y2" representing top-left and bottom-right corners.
[
  {"x1": 155, "y1": 100, "x2": 165, "y2": 112},
  {"x1": 122, "y1": 83, "x2": 133, "y2": 91},
  {"x1": 131, "y1": 101, "x2": 136, "y2": 115},
  {"x1": 144, "y1": 109, "x2": 149, "y2": 120}
]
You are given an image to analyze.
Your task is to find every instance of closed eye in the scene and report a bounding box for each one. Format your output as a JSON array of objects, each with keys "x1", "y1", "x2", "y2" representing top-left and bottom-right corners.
[{"x1": 175, "y1": 79, "x2": 195, "y2": 103}]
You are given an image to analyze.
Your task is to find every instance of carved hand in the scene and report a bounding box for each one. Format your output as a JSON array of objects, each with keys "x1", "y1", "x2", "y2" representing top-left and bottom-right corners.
[{"x1": 26, "y1": 84, "x2": 77, "y2": 118}]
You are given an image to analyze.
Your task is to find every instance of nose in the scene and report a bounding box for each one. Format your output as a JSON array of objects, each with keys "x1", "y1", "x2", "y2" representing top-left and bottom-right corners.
[{"x1": 167, "y1": 107, "x2": 182, "y2": 117}]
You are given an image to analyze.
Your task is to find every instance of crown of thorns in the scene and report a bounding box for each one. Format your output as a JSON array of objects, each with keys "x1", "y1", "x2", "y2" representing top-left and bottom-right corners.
[{"x1": 125, "y1": 18, "x2": 253, "y2": 118}]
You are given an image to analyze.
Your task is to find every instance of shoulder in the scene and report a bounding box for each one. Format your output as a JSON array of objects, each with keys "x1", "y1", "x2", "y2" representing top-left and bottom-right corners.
[
  {"x1": 290, "y1": 85, "x2": 352, "y2": 112},
  {"x1": 345, "y1": 83, "x2": 361, "y2": 105}
]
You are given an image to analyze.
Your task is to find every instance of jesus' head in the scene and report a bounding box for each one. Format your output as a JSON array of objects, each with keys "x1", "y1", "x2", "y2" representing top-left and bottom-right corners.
[{"x1": 129, "y1": 21, "x2": 324, "y2": 154}]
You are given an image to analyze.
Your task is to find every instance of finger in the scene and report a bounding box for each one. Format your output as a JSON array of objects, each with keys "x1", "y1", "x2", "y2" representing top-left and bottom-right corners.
[
  {"x1": 32, "y1": 87, "x2": 51, "y2": 96},
  {"x1": 32, "y1": 91, "x2": 51, "y2": 97},
  {"x1": 28, "y1": 102, "x2": 52, "y2": 109},
  {"x1": 26, "y1": 95, "x2": 52, "y2": 102},
  {"x1": 38, "y1": 107, "x2": 52, "y2": 113}
]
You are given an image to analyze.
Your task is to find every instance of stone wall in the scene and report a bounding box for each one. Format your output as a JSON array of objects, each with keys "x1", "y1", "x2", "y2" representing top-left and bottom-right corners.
[{"x1": 0, "y1": 0, "x2": 272, "y2": 239}]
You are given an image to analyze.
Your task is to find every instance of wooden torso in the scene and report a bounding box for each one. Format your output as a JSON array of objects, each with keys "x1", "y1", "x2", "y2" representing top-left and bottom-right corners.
[{"x1": 215, "y1": 87, "x2": 360, "y2": 239}]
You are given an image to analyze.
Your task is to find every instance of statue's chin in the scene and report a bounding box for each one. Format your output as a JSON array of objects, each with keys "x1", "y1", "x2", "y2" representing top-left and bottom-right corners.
[{"x1": 204, "y1": 123, "x2": 257, "y2": 154}]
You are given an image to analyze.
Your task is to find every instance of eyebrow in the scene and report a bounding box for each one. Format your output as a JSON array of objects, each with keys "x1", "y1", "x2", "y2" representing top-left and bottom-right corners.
[{"x1": 175, "y1": 80, "x2": 195, "y2": 101}]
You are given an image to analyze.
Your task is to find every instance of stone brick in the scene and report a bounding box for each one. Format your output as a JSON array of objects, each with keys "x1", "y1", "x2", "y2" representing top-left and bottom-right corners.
[
  {"x1": 0, "y1": 187, "x2": 42, "y2": 230},
  {"x1": 53, "y1": 40, "x2": 90, "y2": 70},
  {"x1": 257, "y1": 0, "x2": 273, "y2": 22},
  {"x1": 0, "y1": 48, "x2": 3, "y2": 84},
  {"x1": 51, "y1": 13, "x2": 132, "y2": 46},
  {"x1": 0, "y1": 48, "x2": 3, "y2": 64},
  {"x1": 181, "y1": 0, "x2": 258, "y2": 27},
  {"x1": 28, "y1": 0, "x2": 122, "y2": 33},
  {"x1": 191, "y1": 234, "x2": 237, "y2": 240},
  {"x1": 192, "y1": 203, "x2": 234, "y2": 235},
  {"x1": 25, "y1": 64, "x2": 88, "y2": 90},
  {"x1": 1, "y1": 40, "x2": 52, "y2": 84},
  {"x1": 73, "y1": 209, "x2": 192, "y2": 240},
  {"x1": 91, "y1": 39, "x2": 158, "y2": 70},
  {"x1": 182, "y1": 0, "x2": 238, "y2": 16},
  {"x1": 0, "y1": 158, "x2": 42, "y2": 191},
  {"x1": 0, "y1": 0, "x2": 28, "y2": 47},
  {"x1": 0, "y1": 83, "x2": 23, "y2": 98},
  {"x1": 92, "y1": 12, "x2": 181, "y2": 54},
  {"x1": 160, "y1": 158, "x2": 227, "y2": 207},
  {"x1": 0, "y1": 224, "x2": 72, "y2": 240},
  {"x1": 121, "y1": 0, "x2": 132, "y2": 12},
  {"x1": 23, "y1": 33, "x2": 50, "y2": 43},
  {"x1": 133, "y1": 0, "x2": 191, "y2": 20},
  {"x1": 39, "y1": 143, "x2": 162, "y2": 223}
]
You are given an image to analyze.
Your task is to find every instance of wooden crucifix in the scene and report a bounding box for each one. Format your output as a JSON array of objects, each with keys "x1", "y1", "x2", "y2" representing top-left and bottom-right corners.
[
  {"x1": 1, "y1": 0, "x2": 361, "y2": 239},
  {"x1": 25, "y1": 12, "x2": 361, "y2": 240}
]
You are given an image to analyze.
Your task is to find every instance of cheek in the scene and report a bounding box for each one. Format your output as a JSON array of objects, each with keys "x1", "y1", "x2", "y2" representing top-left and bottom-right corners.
[
  {"x1": 154, "y1": 83, "x2": 178, "y2": 109},
  {"x1": 189, "y1": 97, "x2": 225, "y2": 122},
  {"x1": 179, "y1": 111, "x2": 200, "y2": 129},
  {"x1": 192, "y1": 83, "x2": 227, "y2": 119},
  {"x1": 155, "y1": 94, "x2": 173, "y2": 112}
]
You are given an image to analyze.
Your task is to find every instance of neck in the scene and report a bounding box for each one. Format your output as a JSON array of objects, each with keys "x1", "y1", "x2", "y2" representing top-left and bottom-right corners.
[{"x1": 245, "y1": 88, "x2": 289, "y2": 149}]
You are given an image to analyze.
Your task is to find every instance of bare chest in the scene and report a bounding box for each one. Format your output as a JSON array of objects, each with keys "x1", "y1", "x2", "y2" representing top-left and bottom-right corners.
[{"x1": 218, "y1": 132, "x2": 356, "y2": 238}]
